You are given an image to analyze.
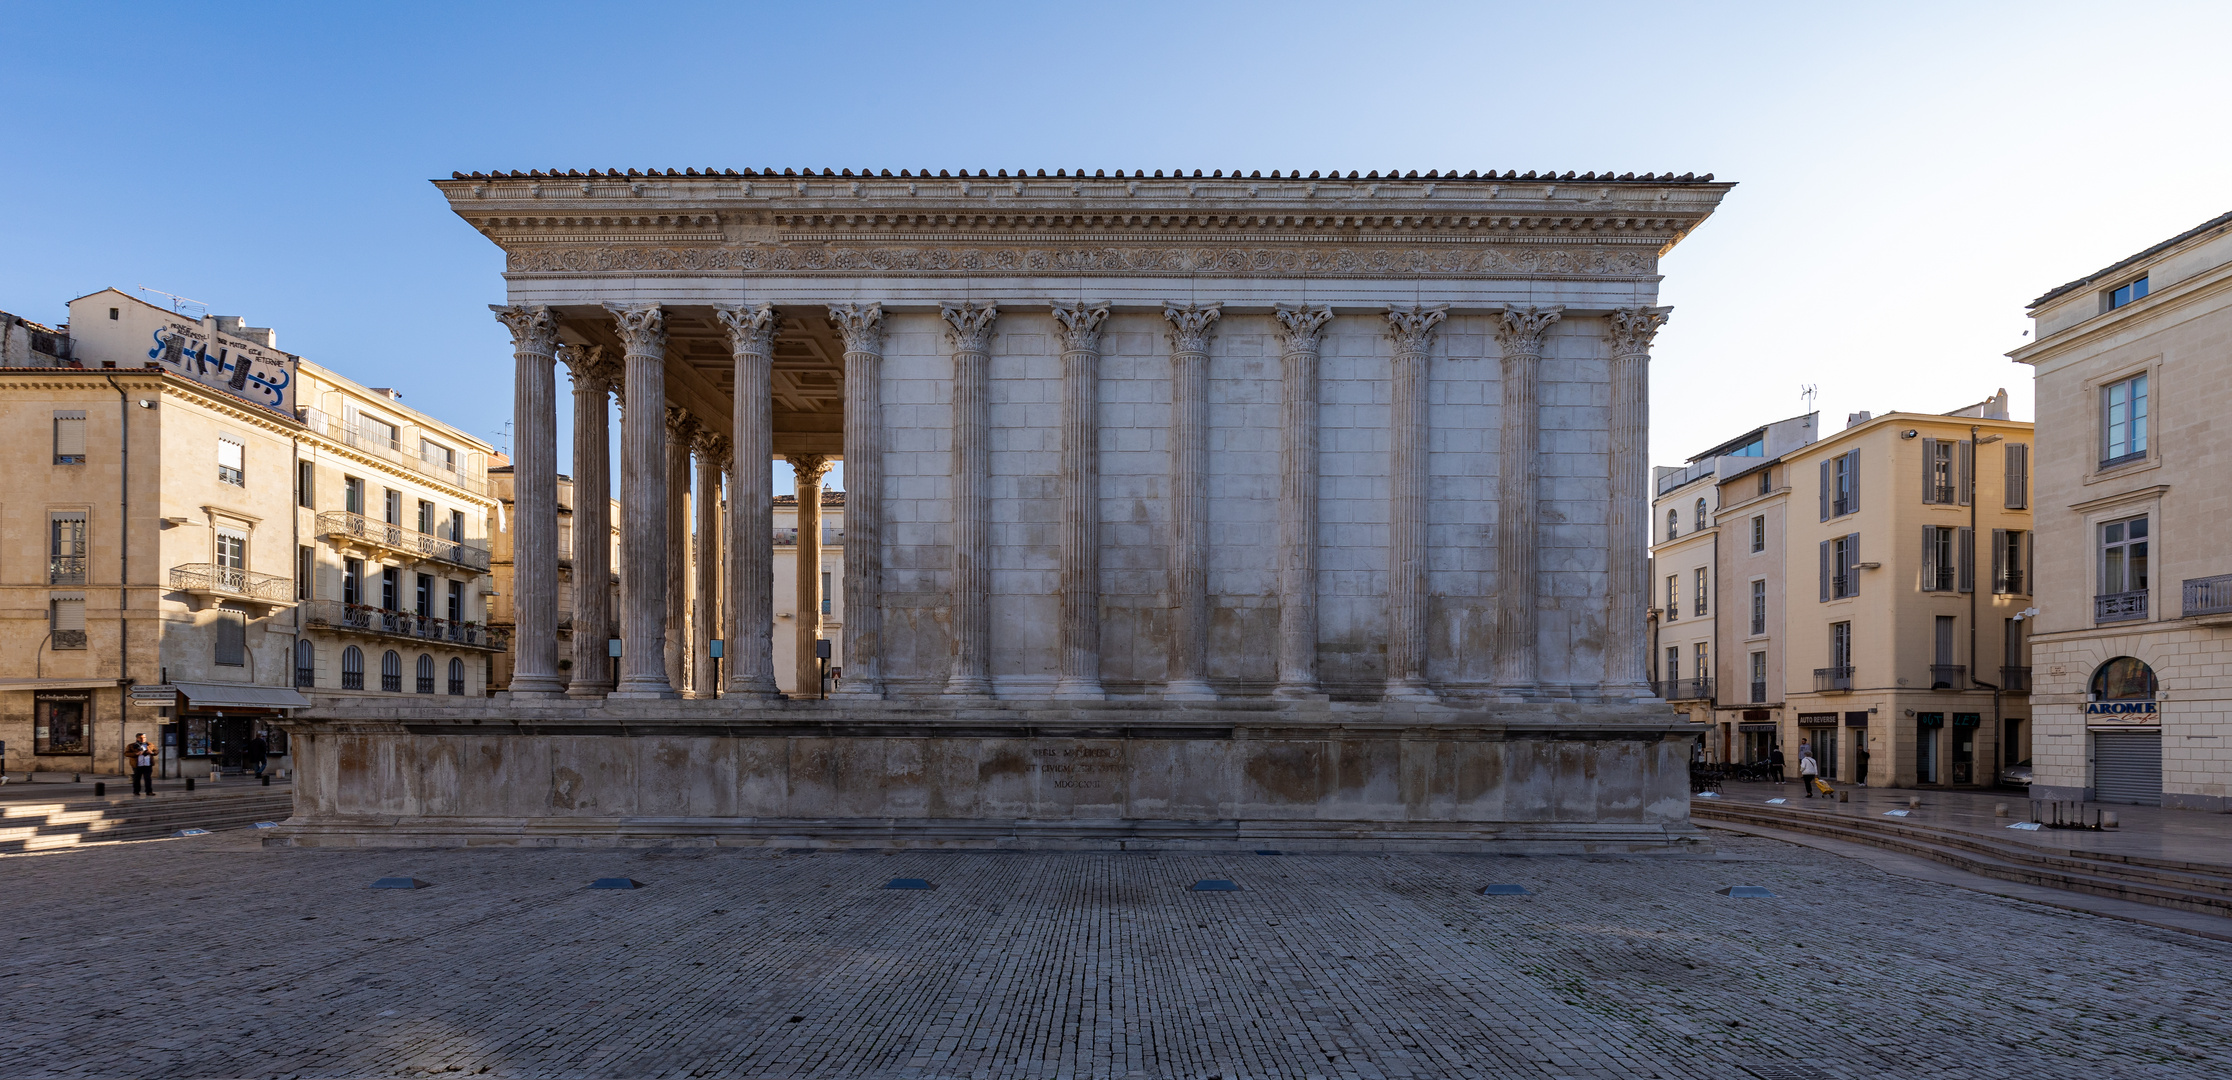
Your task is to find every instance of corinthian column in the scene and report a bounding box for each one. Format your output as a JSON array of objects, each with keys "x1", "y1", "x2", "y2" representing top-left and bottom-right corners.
[
  {"x1": 941, "y1": 302, "x2": 998, "y2": 698},
  {"x1": 715, "y1": 303, "x2": 779, "y2": 699},
  {"x1": 605, "y1": 303, "x2": 677, "y2": 699},
  {"x1": 1052, "y1": 301, "x2": 1111, "y2": 701},
  {"x1": 1492, "y1": 304, "x2": 1563, "y2": 697},
  {"x1": 1163, "y1": 303, "x2": 1221, "y2": 700},
  {"x1": 1273, "y1": 304, "x2": 1333, "y2": 699},
  {"x1": 828, "y1": 303, "x2": 885, "y2": 698},
  {"x1": 664, "y1": 407, "x2": 698, "y2": 694},
  {"x1": 491, "y1": 304, "x2": 564, "y2": 697},
  {"x1": 693, "y1": 432, "x2": 727, "y2": 698},
  {"x1": 791, "y1": 454, "x2": 832, "y2": 695},
  {"x1": 1607, "y1": 306, "x2": 1671, "y2": 699},
  {"x1": 562, "y1": 344, "x2": 617, "y2": 698},
  {"x1": 1384, "y1": 304, "x2": 1448, "y2": 703}
]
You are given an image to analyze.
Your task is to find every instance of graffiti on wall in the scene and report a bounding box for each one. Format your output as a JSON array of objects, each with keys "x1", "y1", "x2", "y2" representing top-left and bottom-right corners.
[{"x1": 147, "y1": 324, "x2": 294, "y2": 414}]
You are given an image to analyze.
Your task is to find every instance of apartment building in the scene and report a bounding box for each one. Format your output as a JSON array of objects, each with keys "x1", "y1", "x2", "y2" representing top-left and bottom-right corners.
[
  {"x1": 1654, "y1": 397, "x2": 2035, "y2": 788},
  {"x1": 2013, "y1": 210, "x2": 2232, "y2": 810},
  {"x1": 1651, "y1": 414, "x2": 1818, "y2": 758},
  {"x1": 488, "y1": 464, "x2": 620, "y2": 694},
  {"x1": 772, "y1": 489, "x2": 844, "y2": 697},
  {"x1": 0, "y1": 289, "x2": 502, "y2": 780}
]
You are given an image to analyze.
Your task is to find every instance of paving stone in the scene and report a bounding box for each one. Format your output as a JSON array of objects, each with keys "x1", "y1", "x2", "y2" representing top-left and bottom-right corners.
[{"x1": 1, "y1": 831, "x2": 2228, "y2": 1078}]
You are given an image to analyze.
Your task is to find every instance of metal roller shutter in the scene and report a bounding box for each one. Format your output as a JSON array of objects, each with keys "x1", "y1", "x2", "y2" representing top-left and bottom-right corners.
[{"x1": 2093, "y1": 731, "x2": 2162, "y2": 806}]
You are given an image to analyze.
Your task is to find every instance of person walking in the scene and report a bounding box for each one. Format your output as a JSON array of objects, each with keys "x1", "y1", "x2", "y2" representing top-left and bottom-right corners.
[
  {"x1": 1799, "y1": 750, "x2": 1821, "y2": 797},
  {"x1": 248, "y1": 733, "x2": 270, "y2": 779},
  {"x1": 1769, "y1": 746, "x2": 1787, "y2": 784},
  {"x1": 127, "y1": 733, "x2": 157, "y2": 796}
]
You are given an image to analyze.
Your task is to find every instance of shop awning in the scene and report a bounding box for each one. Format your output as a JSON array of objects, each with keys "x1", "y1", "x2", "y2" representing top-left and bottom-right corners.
[{"x1": 172, "y1": 682, "x2": 312, "y2": 710}]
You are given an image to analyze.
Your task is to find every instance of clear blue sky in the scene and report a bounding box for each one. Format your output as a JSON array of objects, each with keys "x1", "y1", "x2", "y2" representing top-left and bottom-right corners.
[{"x1": 5, "y1": 1, "x2": 2227, "y2": 481}]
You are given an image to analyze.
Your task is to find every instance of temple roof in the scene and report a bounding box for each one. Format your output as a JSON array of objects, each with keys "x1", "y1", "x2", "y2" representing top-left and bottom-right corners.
[{"x1": 449, "y1": 167, "x2": 1715, "y2": 183}]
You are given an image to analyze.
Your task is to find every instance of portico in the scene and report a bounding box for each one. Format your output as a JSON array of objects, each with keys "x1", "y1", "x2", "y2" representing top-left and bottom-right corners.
[{"x1": 279, "y1": 166, "x2": 1732, "y2": 850}]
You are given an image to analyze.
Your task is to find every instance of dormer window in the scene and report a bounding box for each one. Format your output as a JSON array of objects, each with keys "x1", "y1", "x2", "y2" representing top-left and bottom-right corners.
[{"x1": 2108, "y1": 276, "x2": 2149, "y2": 310}]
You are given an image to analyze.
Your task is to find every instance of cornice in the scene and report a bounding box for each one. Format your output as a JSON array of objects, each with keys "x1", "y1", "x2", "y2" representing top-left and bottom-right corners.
[
  {"x1": 2066, "y1": 483, "x2": 2169, "y2": 515},
  {"x1": 2012, "y1": 260, "x2": 2232, "y2": 368}
]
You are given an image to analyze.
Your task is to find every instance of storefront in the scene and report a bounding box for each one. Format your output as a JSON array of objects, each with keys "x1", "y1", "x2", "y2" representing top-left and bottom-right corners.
[
  {"x1": 1797, "y1": 713, "x2": 1838, "y2": 778},
  {"x1": 1845, "y1": 712, "x2": 1871, "y2": 784},
  {"x1": 0, "y1": 678, "x2": 125, "y2": 776},
  {"x1": 1737, "y1": 719, "x2": 1777, "y2": 764},
  {"x1": 2087, "y1": 657, "x2": 2162, "y2": 806},
  {"x1": 168, "y1": 682, "x2": 311, "y2": 778}
]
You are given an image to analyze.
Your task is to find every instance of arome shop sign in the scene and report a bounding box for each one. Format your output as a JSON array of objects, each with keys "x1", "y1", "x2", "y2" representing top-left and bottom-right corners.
[{"x1": 2086, "y1": 700, "x2": 2159, "y2": 723}]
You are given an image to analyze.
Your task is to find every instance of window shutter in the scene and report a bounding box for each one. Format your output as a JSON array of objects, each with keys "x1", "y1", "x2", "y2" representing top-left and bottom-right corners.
[
  {"x1": 1819, "y1": 459, "x2": 1831, "y2": 521},
  {"x1": 53, "y1": 411, "x2": 87, "y2": 458},
  {"x1": 1846, "y1": 533, "x2": 1861, "y2": 597},
  {"x1": 52, "y1": 597, "x2": 85, "y2": 631},
  {"x1": 214, "y1": 605, "x2": 246, "y2": 666},
  {"x1": 2005, "y1": 443, "x2": 2029, "y2": 509},
  {"x1": 1992, "y1": 529, "x2": 2008, "y2": 593},
  {"x1": 1957, "y1": 526, "x2": 1974, "y2": 592},
  {"x1": 1957, "y1": 440, "x2": 1973, "y2": 506},
  {"x1": 2027, "y1": 530, "x2": 2035, "y2": 596},
  {"x1": 1921, "y1": 526, "x2": 1940, "y2": 592},
  {"x1": 1846, "y1": 451, "x2": 1861, "y2": 513},
  {"x1": 1819, "y1": 539, "x2": 1831, "y2": 602},
  {"x1": 217, "y1": 438, "x2": 244, "y2": 471},
  {"x1": 1921, "y1": 438, "x2": 1940, "y2": 504}
]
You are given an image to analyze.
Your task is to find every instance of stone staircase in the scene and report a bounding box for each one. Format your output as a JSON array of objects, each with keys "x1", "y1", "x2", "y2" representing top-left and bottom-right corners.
[
  {"x1": 1692, "y1": 798, "x2": 2232, "y2": 918},
  {"x1": 0, "y1": 785, "x2": 295, "y2": 853}
]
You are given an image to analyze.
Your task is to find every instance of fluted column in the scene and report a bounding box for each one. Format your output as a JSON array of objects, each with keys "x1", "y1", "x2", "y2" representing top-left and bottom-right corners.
[
  {"x1": 693, "y1": 432, "x2": 727, "y2": 698},
  {"x1": 562, "y1": 344, "x2": 617, "y2": 698},
  {"x1": 1384, "y1": 305, "x2": 1448, "y2": 702},
  {"x1": 1273, "y1": 304, "x2": 1334, "y2": 699},
  {"x1": 1492, "y1": 305, "x2": 1563, "y2": 697},
  {"x1": 716, "y1": 304, "x2": 779, "y2": 698},
  {"x1": 791, "y1": 454, "x2": 832, "y2": 695},
  {"x1": 941, "y1": 302, "x2": 998, "y2": 698},
  {"x1": 605, "y1": 303, "x2": 677, "y2": 699},
  {"x1": 1607, "y1": 307, "x2": 1671, "y2": 698},
  {"x1": 664, "y1": 407, "x2": 698, "y2": 694},
  {"x1": 1163, "y1": 303, "x2": 1221, "y2": 700},
  {"x1": 829, "y1": 302, "x2": 886, "y2": 698},
  {"x1": 491, "y1": 304, "x2": 564, "y2": 697},
  {"x1": 1052, "y1": 302, "x2": 1111, "y2": 700}
]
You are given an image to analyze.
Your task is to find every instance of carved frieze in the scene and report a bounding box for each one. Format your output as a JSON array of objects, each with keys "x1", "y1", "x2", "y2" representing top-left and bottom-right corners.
[{"x1": 505, "y1": 243, "x2": 1658, "y2": 278}]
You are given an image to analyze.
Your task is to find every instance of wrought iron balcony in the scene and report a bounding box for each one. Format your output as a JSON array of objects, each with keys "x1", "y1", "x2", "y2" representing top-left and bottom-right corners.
[
  {"x1": 2184, "y1": 575, "x2": 2232, "y2": 617},
  {"x1": 1928, "y1": 664, "x2": 1967, "y2": 689},
  {"x1": 48, "y1": 555, "x2": 86, "y2": 585},
  {"x1": 170, "y1": 563, "x2": 293, "y2": 603},
  {"x1": 317, "y1": 511, "x2": 490, "y2": 572},
  {"x1": 298, "y1": 408, "x2": 488, "y2": 495},
  {"x1": 2000, "y1": 666, "x2": 2032, "y2": 692},
  {"x1": 1750, "y1": 680, "x2": 1768, "y2": 704},
  {"x1": 1814, "y1": 666, "x2": 1854, "y2": 692},
  {"x1": 1663, "y1": 677, "x2": 1715, "y2": 701},
  {"x1": 2095, "y1": 590, "x2": 2148, "y2": 624},
  {"x1": 300, "y1": 600, "x2": 509, "y2": 652}
]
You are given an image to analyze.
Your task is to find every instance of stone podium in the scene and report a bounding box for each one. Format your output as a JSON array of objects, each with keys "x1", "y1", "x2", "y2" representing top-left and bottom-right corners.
[{"x1": 275, "y1": 165, "x2": 1731, "y2": 851}]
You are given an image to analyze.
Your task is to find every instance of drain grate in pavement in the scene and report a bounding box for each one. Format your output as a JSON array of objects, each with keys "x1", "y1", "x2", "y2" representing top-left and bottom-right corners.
[
  {"x1": 588, "y1": 878, "x2": 644, "y2": 889},
  {"x1": 884, "y1": 878, "x2": 935, "y2": 890},
  {"x1": 370, "y1": 877, "x2": 431, "y2": 890},
  {"x1": 1191, "y1": 879, "x2": 1240, "y2": 891},
  {"x1": 1480, "y1": 883, "x2": 1532, "y2": 896}
]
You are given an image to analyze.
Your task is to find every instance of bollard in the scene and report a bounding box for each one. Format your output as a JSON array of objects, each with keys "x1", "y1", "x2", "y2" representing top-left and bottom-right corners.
[
  {"x1": 1838, "y1": 790, "x2": 1849, "y2": 803},
  {"x1": 1908, "y1": 796, "x2": 1921, "y2": 809},
  {"x1": 2102, "y1": 811, "x2": 2119, "y2": 829},
  {"x1": 185, "y1": 777, "x2": 195, "y2": 792},
  {"x1": 94, "y1": 781, "x2": 105, "y2": 797},
  {"x1": 1995, "y1": 803, "x2": 2009, "y2": 817},
  {"x1": 261, "y1": 774, "x2": 270, "y2": 787}
]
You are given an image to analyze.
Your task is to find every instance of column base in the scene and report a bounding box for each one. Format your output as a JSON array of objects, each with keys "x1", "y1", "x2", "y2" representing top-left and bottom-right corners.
[
  {"x1": 943, "y1": 673, "x2": 993, "y2": 700},
  {"x1": 1604, "y1": 681, "x2": 1661, "y2": 704},
  {"x1": 498, "y1": 689, "x2": 566, "y2": 702},
  {"x1": 1272, "y1": 682, "x2": 1329, "y2": 702},
  {"x1": 565, "y1": 684, "x2": 613, "y2": 700},
  {"x1": 1383, "y1": 678, "x2": 1438, "y2": 704},
  {"x1": 832, "y1": 684, "x2": 884, "y2": 701},
  {"x1": 1161, "y1": 678, "x2": 1217, "y2": 702},
  {"x1": 608, "y1": 681, "x2": 681, "y2": 701},
  {"x1": 1052, "y1": 677, "x2": 1105, "y2": 701}
]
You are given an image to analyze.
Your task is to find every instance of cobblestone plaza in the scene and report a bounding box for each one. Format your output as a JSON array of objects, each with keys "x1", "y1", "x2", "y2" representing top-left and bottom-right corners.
[{"x1": 5, "y1": 833, "x2": 2228, "y2": 1080}]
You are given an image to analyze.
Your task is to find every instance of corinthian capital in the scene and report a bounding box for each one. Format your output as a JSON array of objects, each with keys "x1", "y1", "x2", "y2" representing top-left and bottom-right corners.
[
  {"x1": 940, "y1": 301, "x2": 999, "y2": 353},
  {"x1": 713, "y1": 302, "x2": 780, "y2": 358},
  {"x1": 1606, "y1": 306, "x2": 1673, "y2": 356},
  {"x1": 1051, "y1": 302, "x2": 1112, "y2": 353},
  {"x1": 1383, "y1": 304, "x2": 1449, "y2": 355},
  {"x1": 491, "y1": 304, "x2": 560, "y2": 355},
  {"x1": 605, "y1": 302, "x2": 668, "y2": 356},
  {"x1": 1273, "y1": 303, "x2": 1335, "y2": 354},
  {"x1": 827, "y1": 303, "x2": 886, "y2": 354},
  {"x1": 1492, "y1": 304, "x2": 1564, "y2": 357},
  {"x1": 695, "y1": 430, "x2": 731, "y2": 471},
  {"x1": 788, "y1": 453, "x2": 833, "y2": 487},
  {"x1": 558, "y1": 343, "x2": 615, "y2": 392},
  {"x1": 665, "y1": 404, "x2": 698, "y2": 443},
  {"x1": 1162, "y1": 303, "x2": 1223, "y2": 355}
]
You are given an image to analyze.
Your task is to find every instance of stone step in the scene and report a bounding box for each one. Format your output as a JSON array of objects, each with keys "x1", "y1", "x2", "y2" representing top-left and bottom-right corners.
[
  {"x1": 1693, "y1": 801, "x2": 2232, "y2": 917},
  {"x1": 0, "y1": 789, "x2": 295, "y2": 853}
]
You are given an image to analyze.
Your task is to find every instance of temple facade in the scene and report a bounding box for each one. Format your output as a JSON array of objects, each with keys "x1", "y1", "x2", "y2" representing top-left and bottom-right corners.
[{"x1": 276, "y1": 166, "x2": 1733, "y2": 850}]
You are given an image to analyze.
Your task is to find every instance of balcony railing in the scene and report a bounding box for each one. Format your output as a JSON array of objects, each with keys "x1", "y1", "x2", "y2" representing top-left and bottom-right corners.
[
  {"x1": 2095, "y1": 590, "x2": 2148, "y2": 624},
  {"x1": 48, "y1": 555, "x2": 86, "y2": 585},
  {"x1": 2000, "y1": 666, "x2": 2032, "y2": 692},
  {"x1": 1815, "y1": 666, "x2": 1854, "y2": 692},
  {"x1": 1997, "y1": 569, "x2": 2026, "y2": 595},
  {"x1": 300, "y1": 600, "x2": 509, "y2": 652},
  {"x1": 2184, "y1": 575, "x2": 2232, "y2": 617},
  {"x1": 772, "y1": 527, "x2": 844, "y2": 547},
  {"x1": 299, "y1": 408, "x2": 487, "y2": 496},
  {"x1": 1928, "y1": 664, "x2": 1966, "y2": 689},
  {"x1": 51, "y1": 629, "x2": 86, "y2": 650},
  {"x1": 317, "y1": 511, "x2": 490, "y2": 572},
  {"x1": 296, "y1": 664, "x2": 315, "y2": 688},
  {"x1": 170, "y1": 563, "x2": 293, "y2": 602},
  {"x1": 1750, "y1": 680, "x2": 1768, "y2": 703},
  {"x1": 447, "y1": 677, "x2": 465, "y2": 696},
  {"x1": 1655, "y1": 460, "x2": 1714, "y2": 495},
  {"x1": 1663, "y1": 677, "x2": 1714, "y2": 701}
]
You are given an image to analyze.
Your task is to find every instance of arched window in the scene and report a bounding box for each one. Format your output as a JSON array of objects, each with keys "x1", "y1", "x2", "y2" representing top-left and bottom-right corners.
[
  {"x1": 381, "y1": 649, "x2": 402, "y2": 692},
  {"x1": 415, "y1": 653, "x2": 435, "y2": 694},
  {"x1": 447, "y1": 657, "x2": 466, "y2": 696},
  {"x1": 294, "y1": 639, "x2": 314, "y2": 688},
  {"x1": 1694, "y1": 497, "x2": 1708, "y2": 531},
  {"x1": 341, "y1": 645, "x2": 364, "y2": 690},
  {"x1": 2090, "y1": 656, "x2": 2157, "y2": 700},
  {"x1": 1666, "y1": 508, "x2": 1679, "y2": 539}
]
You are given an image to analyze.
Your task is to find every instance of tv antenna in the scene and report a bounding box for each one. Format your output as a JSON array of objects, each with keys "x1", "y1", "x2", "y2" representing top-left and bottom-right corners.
[
  {"x1": 135, "y1": 285, "x2": 208, "y2": 319},
  {"x1": 1799, "y1": 384, "x2": 1818, "y2": 415},
  {"x1": 491, "y1": 420, "x2": 512, "y2": 457}
]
